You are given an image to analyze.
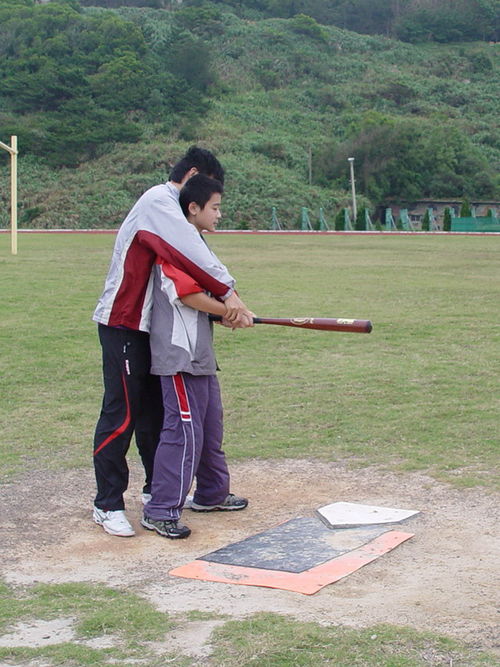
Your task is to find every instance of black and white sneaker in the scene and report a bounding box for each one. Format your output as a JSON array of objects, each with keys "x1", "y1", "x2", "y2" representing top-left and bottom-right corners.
[
  {"x1": 141, "y1": 514, "x2": 191, "y2": 539},
  {"x1": 190, "y1": 493, "x2": 248, "y2": 512}
]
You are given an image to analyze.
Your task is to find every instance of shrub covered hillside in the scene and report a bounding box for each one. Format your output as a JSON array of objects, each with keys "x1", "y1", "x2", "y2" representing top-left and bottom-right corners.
[{"x1": 0, "y1": 0, "x2": 498, "y2": 229}]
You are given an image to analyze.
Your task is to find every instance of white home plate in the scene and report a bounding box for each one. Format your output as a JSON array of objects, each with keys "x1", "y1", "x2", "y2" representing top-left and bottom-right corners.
[{"x1": 316, "y1": 501, "x2": 419, "y2": 529}]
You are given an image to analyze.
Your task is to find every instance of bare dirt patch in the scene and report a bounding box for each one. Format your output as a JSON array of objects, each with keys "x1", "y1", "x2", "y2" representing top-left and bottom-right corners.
[{"x1": 1, "y1": 459, "x2": 498, "y2": 656}]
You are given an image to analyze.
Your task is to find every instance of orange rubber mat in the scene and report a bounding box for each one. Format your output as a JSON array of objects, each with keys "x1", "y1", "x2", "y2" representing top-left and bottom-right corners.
[{"x1": 170, "y1": 530, "x2": 414, "y2": 595}]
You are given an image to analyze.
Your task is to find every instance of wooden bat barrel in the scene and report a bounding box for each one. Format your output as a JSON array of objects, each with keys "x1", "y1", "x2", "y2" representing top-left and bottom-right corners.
[{"x1": 210, "y1": 316, "x2": 372, "y2": 333}]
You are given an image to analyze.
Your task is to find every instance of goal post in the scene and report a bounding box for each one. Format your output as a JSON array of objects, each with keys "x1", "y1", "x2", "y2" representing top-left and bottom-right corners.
[{"x1": 0, "y1": 136, "x2": 18, "y2": 255}]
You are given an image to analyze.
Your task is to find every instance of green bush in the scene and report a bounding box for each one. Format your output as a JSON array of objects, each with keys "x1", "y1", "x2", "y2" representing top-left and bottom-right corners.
[
  {"x1": 460, "y1": 198, "x2": 472, "y2": 216},
  {"x1": 334, "y1": 208, "x2": 345, "y2": 231},
  {"x1": 421, "y1": 209, "x2": 430, "y2": 231},
  {"x1": 443, "y1": 207, "x2": 452, "y2": 231},
  {"x1": 289, "y1": 13, "x2": 328, "y2": 42}
]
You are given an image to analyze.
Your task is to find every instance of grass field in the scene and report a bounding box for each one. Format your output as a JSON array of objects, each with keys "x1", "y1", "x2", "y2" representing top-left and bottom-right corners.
[
  {"x1": 1, "y1": 231, "x2": 499, "y2": 666},
  {"x1": 0, "y1": 232, "x2": 498, "y2": 488},
  {"x1": 0, "y1": 582, "x2": 497, "y2": 666}
]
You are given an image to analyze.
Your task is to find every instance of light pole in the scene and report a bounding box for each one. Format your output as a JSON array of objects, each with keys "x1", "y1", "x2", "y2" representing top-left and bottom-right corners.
[
  {"x1": 348, "y1": 156, "x2": 357, "y2": 222},
  {"x1": 0, "y1": 136, "x2": 18, "y2": 255}
]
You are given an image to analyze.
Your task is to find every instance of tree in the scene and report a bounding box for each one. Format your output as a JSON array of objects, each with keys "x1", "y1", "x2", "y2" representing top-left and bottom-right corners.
[
  {"x1": 320, "y1": 116, "x2": 498, "y2": 204},
  {"x1": 289, "y1": 14, "x2": 328, "y2": 42},
  {"x1": 88, "y1": 52, "x2": 153, "y2": 111},
  {"x1": 0, "y1": 0, "x2": 218, "y2": 166},
  {"x1": 168, "y1": 31, "x2": 214, "y2": 93},
  {"x1": 421, "y1": 209, "x2": 430, "y2": 231},
  {"x1": 394, "y1": 0, "x2": 499, "y2": 43},
  {"x1": 443, "y1": 207, "x2": 452, "y2": 231},
  {"x1": 173, "y1": 4, "x2": 224, "y2": 37},
  {"x1": 334, "y1": 208, "x2": 345, "y2": 230},
  {"x1": 460, "y1": 199, "x2": 472, "y2": 216},
  {"x1": 355, "y1": 205, "x2": 366, "y2": 230}
]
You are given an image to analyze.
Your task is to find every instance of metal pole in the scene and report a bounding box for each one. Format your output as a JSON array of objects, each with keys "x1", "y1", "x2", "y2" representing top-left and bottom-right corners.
[{"x1": 348, "y1": 157, "x2": 357, "y2": 222}]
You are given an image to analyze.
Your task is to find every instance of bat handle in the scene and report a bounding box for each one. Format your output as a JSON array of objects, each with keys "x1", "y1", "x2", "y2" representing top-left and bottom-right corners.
[{"x1": 209, "y1": 315, "x2": 261, "y2": 323}]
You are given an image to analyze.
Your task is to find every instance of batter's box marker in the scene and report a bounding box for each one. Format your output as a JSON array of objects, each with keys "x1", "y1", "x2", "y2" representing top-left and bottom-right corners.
[{"x1": 169, "y1": 529, "x2": 414, "y2": 595}]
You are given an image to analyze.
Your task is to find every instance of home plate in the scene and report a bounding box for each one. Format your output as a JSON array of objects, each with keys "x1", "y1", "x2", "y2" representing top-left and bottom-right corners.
[
  {"x1": 169, "y1": 516, "x2": 414, "y2": 595},
  {"x1": 316, "y1": 502, "x2": 420, "y2": 529}
]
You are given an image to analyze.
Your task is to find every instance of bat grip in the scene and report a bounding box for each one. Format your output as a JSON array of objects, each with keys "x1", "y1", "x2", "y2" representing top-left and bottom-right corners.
[{"x1": 209, "y1": 315, "x2": 261, "y2": 324}]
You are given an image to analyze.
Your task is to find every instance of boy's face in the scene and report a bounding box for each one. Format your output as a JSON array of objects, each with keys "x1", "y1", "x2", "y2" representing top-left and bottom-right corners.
[{"x1": 188, "y1": 193, "x2": 222, "y2": 233}]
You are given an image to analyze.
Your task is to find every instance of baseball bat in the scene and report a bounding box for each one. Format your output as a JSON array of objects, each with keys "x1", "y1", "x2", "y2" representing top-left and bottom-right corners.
[{"x1": 209, "y1": 315, "x2": 372, "y2": 333}]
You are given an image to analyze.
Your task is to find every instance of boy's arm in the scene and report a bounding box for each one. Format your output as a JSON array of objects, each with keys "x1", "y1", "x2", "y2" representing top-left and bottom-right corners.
[
  {"x1": 158, "y1": 253, "x2": 253, "y2": 327},
  {"x1": 181, "y1": 291, "x2": 254, "y2": 329},
  {"x1": 180, "y1": 291, "x2": 228, "y2": 317}
]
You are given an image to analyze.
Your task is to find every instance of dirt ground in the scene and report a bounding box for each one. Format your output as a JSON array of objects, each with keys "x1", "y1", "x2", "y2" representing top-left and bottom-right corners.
[{"x1": 1, "y1": 459, "x2": 499, "y2": 660}]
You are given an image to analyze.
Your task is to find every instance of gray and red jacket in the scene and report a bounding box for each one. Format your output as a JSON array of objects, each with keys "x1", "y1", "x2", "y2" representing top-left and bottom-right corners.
[
  {"x1": 150, "y1": 260, "x2": 218, "y2": 376},
  {"x1": 93, "y1": 182, "x2": 235, "y2": 332}
]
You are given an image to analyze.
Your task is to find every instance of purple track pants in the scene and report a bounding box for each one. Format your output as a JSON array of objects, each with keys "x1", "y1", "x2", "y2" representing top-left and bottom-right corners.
[{"x1": 145, "y1": 373, "x2": 230, "y2": 521}]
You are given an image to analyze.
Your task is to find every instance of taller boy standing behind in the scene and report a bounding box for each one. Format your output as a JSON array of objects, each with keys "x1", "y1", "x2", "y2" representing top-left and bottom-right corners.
[
  {"x1": 142, "y1": 175, "x2": 250, "y2": 539},
  {"x1": 93, "y1": 147, "x2": 254, "y2": 538}
]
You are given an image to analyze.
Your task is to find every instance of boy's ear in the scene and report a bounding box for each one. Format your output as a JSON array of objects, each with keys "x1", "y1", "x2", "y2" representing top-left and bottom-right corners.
[
  {"x1": 181, "y1": 167, "x2": 198, "y2": 185},
  {"x1": 188, "y1": 201, "x2": 200, "y2": 217}
]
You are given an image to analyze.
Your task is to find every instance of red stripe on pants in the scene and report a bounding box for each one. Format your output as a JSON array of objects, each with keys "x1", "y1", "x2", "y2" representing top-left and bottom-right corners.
[
  {"x1": 173, "y1": 373, "x2": 192, "y2": 422},
  {"x1": 94, "y1": 374, "x2": 131, "y2": 456}
]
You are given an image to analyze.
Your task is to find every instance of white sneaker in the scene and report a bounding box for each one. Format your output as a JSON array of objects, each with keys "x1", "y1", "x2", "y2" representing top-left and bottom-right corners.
[{"x1": 93, "y1": 506, "x2": 135, "y2": 537}]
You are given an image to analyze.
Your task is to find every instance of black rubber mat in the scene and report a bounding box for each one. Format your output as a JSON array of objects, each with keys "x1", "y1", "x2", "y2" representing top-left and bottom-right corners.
[{"x1": 198, "y1": 517, "x2": 390, "y2": 573}]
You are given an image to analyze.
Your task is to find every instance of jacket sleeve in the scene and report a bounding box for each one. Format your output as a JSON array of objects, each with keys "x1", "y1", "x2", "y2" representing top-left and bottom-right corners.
[
  {"x1": 158, "y1": 260, "x2": 204, "y2": 304},
  {"x1": 136, "y1": 186, "x2": 235, "y2": 300}
]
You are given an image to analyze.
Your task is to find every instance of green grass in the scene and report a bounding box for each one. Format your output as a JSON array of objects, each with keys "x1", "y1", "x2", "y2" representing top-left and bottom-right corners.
[
  {"x1": 0, "y1": 232, "x2": 498, "y2": 488},
  {"x1": 0, "y1": 581, "x2": 184, "y2": 666},
  {"x1": 0, "y1": 583, "x2": 498, "y2": 666},
  {"x1": 211, "y1": 612, "x2": 498, "y2": 666}
]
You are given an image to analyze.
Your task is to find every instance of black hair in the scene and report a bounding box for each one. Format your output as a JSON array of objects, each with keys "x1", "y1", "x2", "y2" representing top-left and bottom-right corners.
[
  {"x1": 170, "y1": 146, "x2": 225, "y2": 185},
  {"x1": 179, "y1": 174, "x2": 224, "y2": 218}
]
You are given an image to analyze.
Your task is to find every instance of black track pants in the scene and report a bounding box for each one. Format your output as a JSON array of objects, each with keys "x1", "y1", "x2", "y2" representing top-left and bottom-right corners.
[{"x1": 93, "y1": 324, "x2": 163, "y2": 511}]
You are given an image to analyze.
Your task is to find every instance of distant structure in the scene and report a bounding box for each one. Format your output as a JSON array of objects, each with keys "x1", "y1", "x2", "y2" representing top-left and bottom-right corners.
[{"x1": 387, "y1": 199, "x2": 499, "y2": 230}]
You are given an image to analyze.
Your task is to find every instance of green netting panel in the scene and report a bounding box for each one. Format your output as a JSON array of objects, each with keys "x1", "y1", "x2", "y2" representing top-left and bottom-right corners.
[{"x1": 451, "y1": 217, "x2": 500, "y2": 232}]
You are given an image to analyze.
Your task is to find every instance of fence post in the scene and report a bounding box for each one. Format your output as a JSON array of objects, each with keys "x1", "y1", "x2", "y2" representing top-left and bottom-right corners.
[
  {"x1": 301, "y1": 207, "x2": 312, "y2": 230},
  {"x1": 344, "y1": 208, "x2": 352, "y2": 231},
  {"x1": 271, "y1": 207, "x2": 282, "y2": 230},
  {"x1": 365, "y1": 209, "x2": 375, "y2": 231},
  {"x1": 385, "y1": 208, "x2": 396, "y2": 230},
  {"x1": 428, "y1": 207, "x2": 436, "y2": 231},
  {"x1": 319, "y1": 208, "x2": 329, "y2": 230}
]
